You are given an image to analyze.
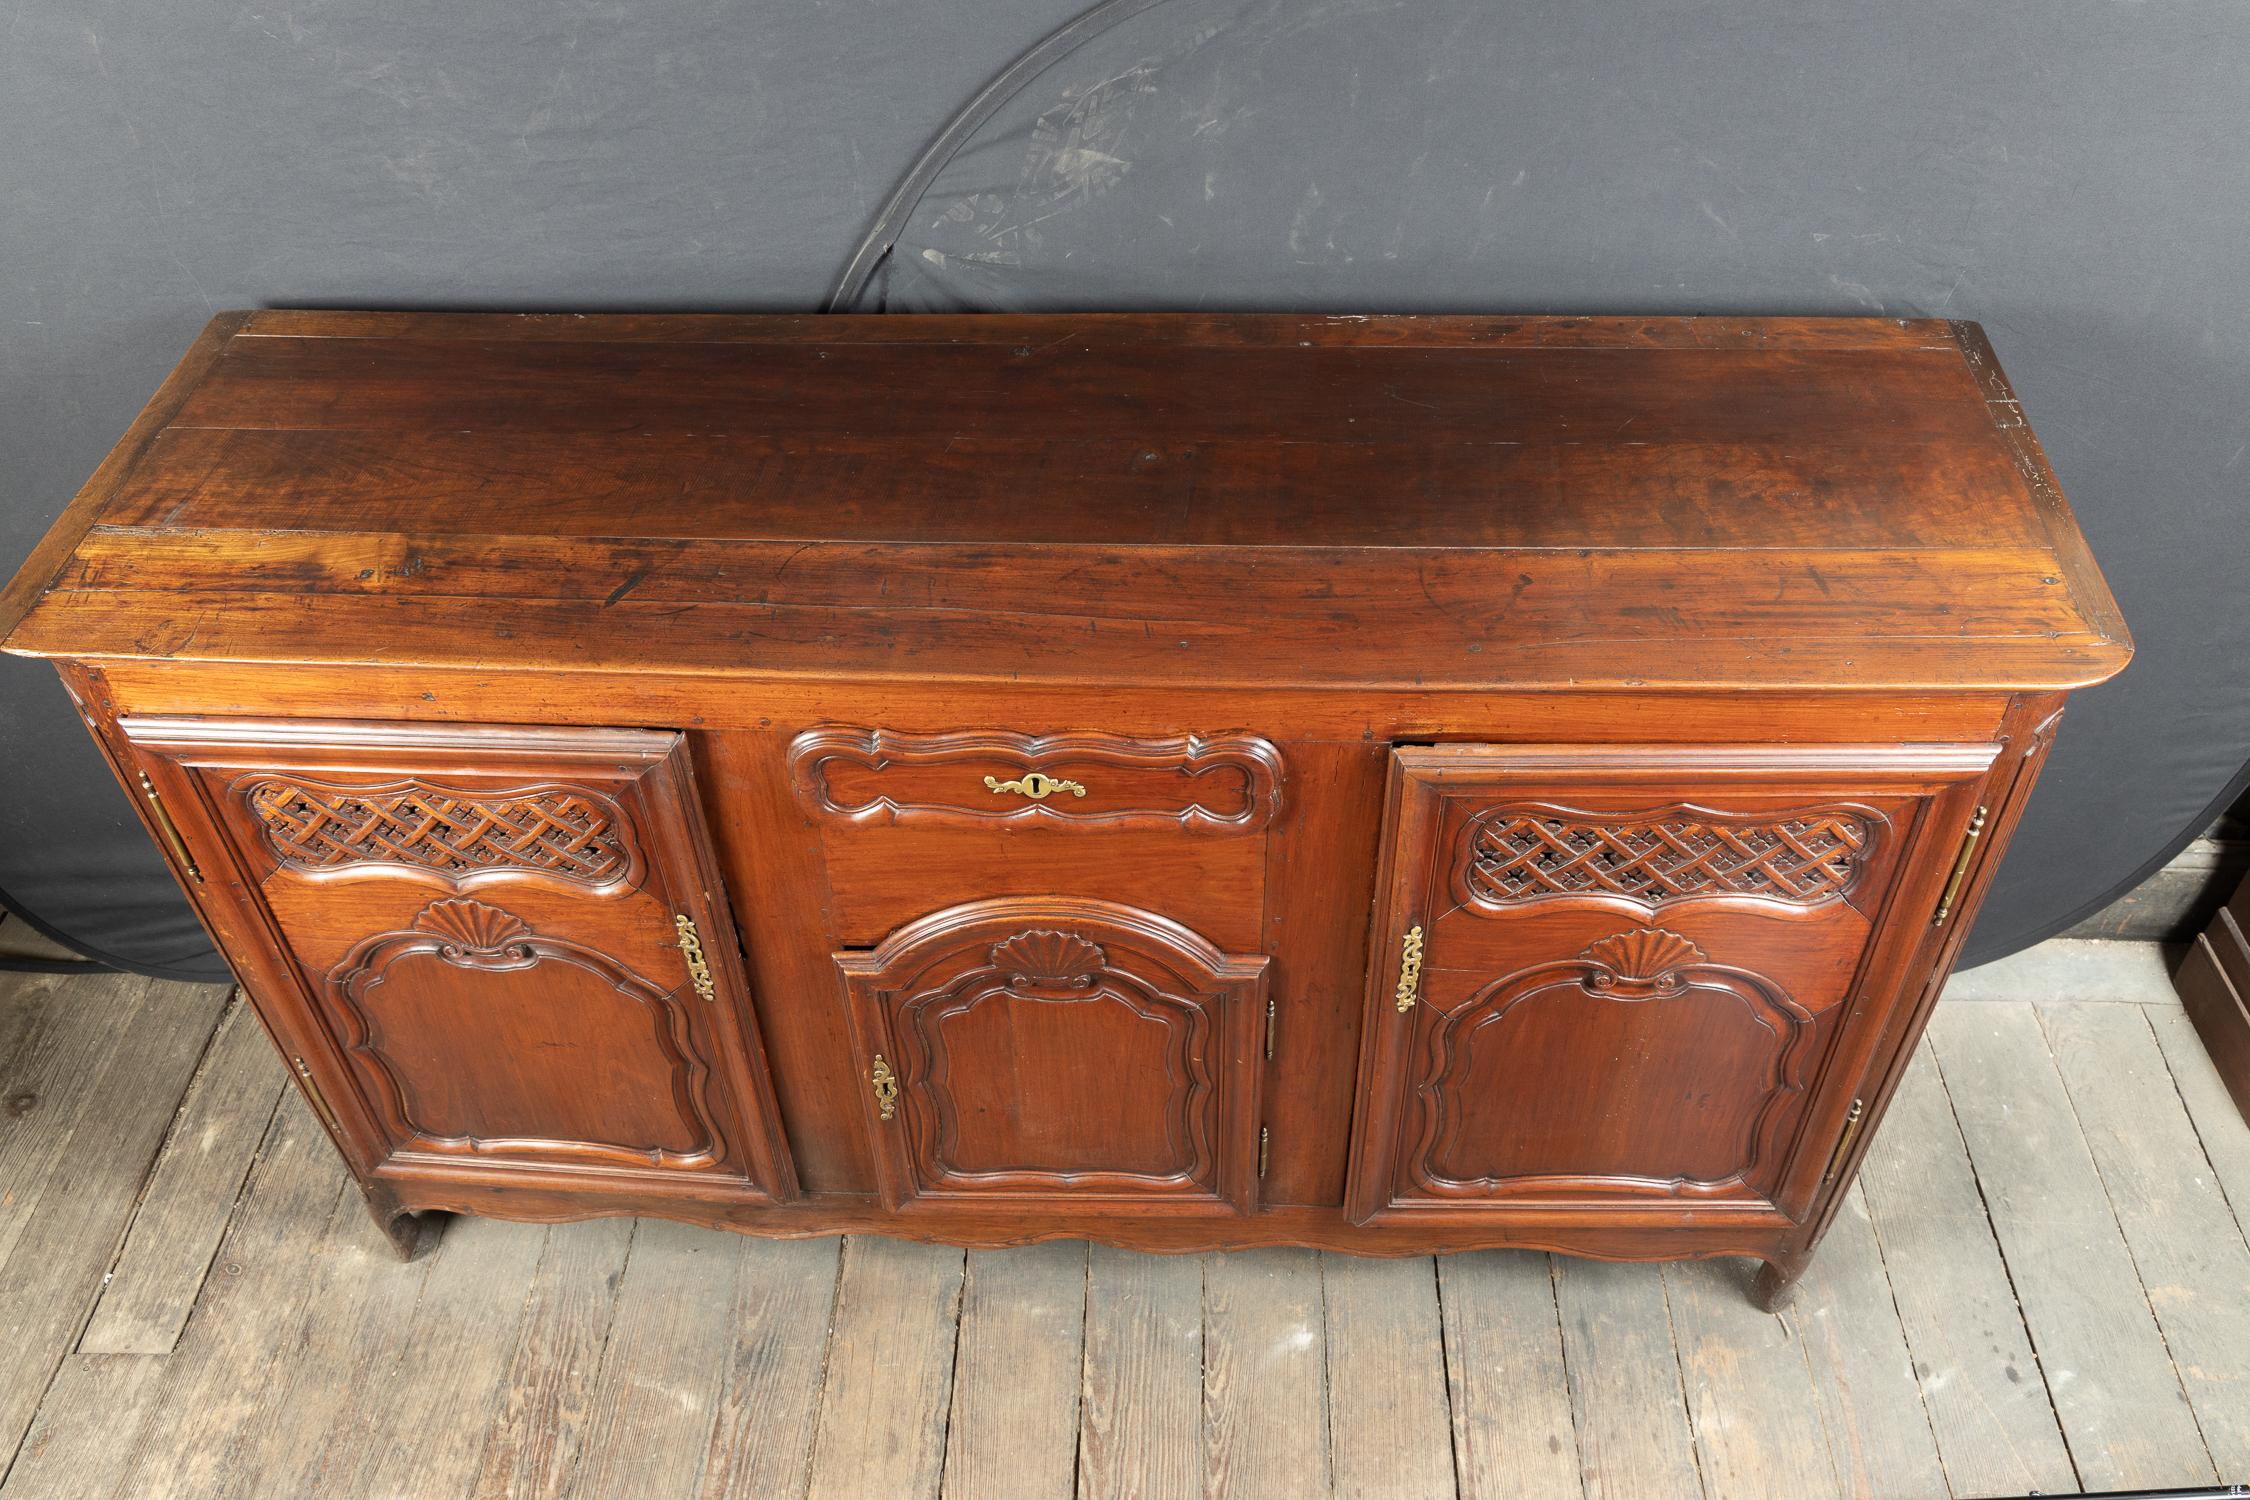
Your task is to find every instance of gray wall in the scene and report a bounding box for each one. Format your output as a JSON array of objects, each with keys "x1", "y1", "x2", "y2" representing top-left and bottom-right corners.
[{"x1": 4, "y1": 0, "x2": 2246, "y2": 974}]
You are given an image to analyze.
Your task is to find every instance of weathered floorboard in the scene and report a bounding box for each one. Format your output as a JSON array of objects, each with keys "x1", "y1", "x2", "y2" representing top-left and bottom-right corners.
[
  {"x1": 1555, "y1": 1257, "x2": 1704, "y2": 1500},
  {"x1": 473, "y1": 1216, "x2": 637, "y2": 1500},
  {"x1": 564, "y1": 1218, "x2": 742, "y2": 1498},
  {"x1": 343, "y1": 1214, "x2": 552, "y2": 1497},
  {"x1": 80, "y1": 995, "x2": 286, "y2": 1356},
  {"x1": 943, "y1": 1242, "x2": 1087, "y2": 1500},
  {"x1": 700, "y1": 1234, "x2": 845, "y2": 1500},
  {"x1": 1438, "y1": 1251, "x2": 1582, "y2": 1500},
  {"x1": 2043, "y1": 1002, "x2": 2250, "y2": 1475},
  {"x1": 806, "y1": 1236, "x2": 965, "y2": 1500},
  {"x1": 1929, "y1": 1002, "x2": 2216, "y2": 1490},
  {"x1": 0, "y1": 972, "x2": 154, "y2": 1269},
  {"x1": 0, "y1": 976, "x2": 227, "y2": 1475},
  {"x1": 1204, "y1": 1247, "x2": 1330, "y2": 1500},
  {"x1": 2148, "y1": 1004, "x2": 2250, "y2": 1244},
  {"x1": 1790, "y1": 1188, "x2": 1949, "y2": 1500},
  {"x1": 249, "y1": 1172, "x2": 440, "y2": 1497},
  {"x1": 0, "y1": 1352, "x2": 168, "y2": 1500},
  {"x1": 1665, "y1": 1258, "x2": 1840, "y2": 1500},
  {"x1": 470, "y1": 1214, "x2": 639, "y2": 1493},
  {"x1": 1077, "y1": 1243, "x2": 1202, "y2": 1500},
  {"x1": 65, "y1": 1095, "x2": 354, "y2": 1498},
  {"x1": 1323, "y1": 1254, "x2": 1456, "y2": 1500},
  {"x1": 1857, "y1": 1043, "x2": 2075, "y2": 1498}
]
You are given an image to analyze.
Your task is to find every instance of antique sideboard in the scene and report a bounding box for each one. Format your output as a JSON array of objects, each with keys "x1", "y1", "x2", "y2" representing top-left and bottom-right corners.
[{"x1": 0, "y1": 311, "x2": 2130, "y2": 1307}]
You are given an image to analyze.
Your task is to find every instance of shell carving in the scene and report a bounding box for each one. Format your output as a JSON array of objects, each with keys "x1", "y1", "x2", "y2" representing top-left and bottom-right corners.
[
  {"x1": 1581, "y1": 928, "x2": 1704, "y2": 995},
  {"x1": 991, "y1": 930, "x2": 1108, "y2": 988},
  {"x1": 411, "y1": 898, "x2": 534, "y2": 956}
]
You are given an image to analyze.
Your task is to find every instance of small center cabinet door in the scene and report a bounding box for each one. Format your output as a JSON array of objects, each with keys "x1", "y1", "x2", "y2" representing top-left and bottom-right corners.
[
  {"x1": 837, "y1": 898, "x2": 1268, "y2": 1215},
  {"x1": 120, "y1": 718, "x2": 795, "y2": 1203},
  {"x1": 1346, "y1": 744, "x2": 1997, "y2": 1229}
]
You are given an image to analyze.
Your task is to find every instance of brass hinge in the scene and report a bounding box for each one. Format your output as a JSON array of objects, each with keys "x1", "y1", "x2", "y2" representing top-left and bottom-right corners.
[
  {"x1": 1258, "y1": 1125, "x2": 1270, "y2": 1178},
  {"x1": 1393, "y1": 924, "x2": 1426, "y2": 1013},
  {"x1": 1931, "y1": 805, "x2": 1989, "y2": 926},
  {"x1": 869, "y1": 1054, "x2": 898, "y2": 1121},
  {"x1": 674, "y1": 914, "x2": 717, "y2": 1000},
  {"x1": 292, "y1": 1056, "x2": 344, "y2": 1138},
  {"x1": 136, "y1": 770, "x2": 203, "y2": 884},
  {"x1": 1264, "y1": 997, "x2": 1277, "y2": 1060},
  {"x1": 1823, "y1": 1097, "x2": 1866, "y2": 1183}
]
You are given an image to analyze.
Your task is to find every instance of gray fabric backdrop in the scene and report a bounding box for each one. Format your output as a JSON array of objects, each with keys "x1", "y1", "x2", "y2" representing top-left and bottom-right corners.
[{"x1": 4, "y1": 0, "x2": 2246, "y2": 977}]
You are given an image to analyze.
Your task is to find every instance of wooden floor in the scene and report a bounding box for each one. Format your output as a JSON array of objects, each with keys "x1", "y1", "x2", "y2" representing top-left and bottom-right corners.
[{"x1": 0, "y1": 930, "x2": 2245, "y2": 1498}]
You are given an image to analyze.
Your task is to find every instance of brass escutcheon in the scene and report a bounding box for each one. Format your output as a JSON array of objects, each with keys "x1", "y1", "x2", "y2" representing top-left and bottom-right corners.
[{"x1": 983, "y1": 771, "x2": 1087, "y2": 802}]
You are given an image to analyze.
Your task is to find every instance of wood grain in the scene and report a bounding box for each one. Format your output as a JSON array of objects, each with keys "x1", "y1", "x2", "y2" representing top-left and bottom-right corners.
[
  {"x1": 1789, "y1": 1187, "x2": 1949, "y2": 1500},
  {"x1": 1436, "y1": 1252, "x2": 1582, "y2": 1500},
  {"x1": 698, "y1": 1234, "x2": 845, "y2": 1499},
  {"x1": 1077, "y1": 1243, "x2": 1202, "y2": 1500},
  {"x1": 2042, "y1": 1002, "x2": 2250, "y2": 1475},
  {"x1": 5, "y1": 313, "x2": 2130, "y2": 692},
  {"x1": 0, "y1": 976, "x2": 227, "y2": 1470},
  {"x1": 943, "y1": 1243, "x2": 1087, "y2": 1500},
  {"x1": 1928, "y1": 1003, "x2": 2216, "y2": 1490},
  {"x1": 1204, "y1": 1247, "x2": 1330, "y2": 1499},
  {"x1": 1856, "y1": 1043, "x2": 2075, "y2": 1497},
  {"x1": 1323, "y1": 1254, "x2": 1455, "y2": 1499},
  {"x1": 79, "y1": 995, "x2": 286, "y2": 1356},
  {"x1": 1554, "y1": 1257, "x2": 1703, "y2": 1500},
  {"x1": 806, "y1": 1237, "x2": 965, "y2": 1500},
  {"x1": 472, "y1": 1216, "x2": 636, "y2": 1500}
]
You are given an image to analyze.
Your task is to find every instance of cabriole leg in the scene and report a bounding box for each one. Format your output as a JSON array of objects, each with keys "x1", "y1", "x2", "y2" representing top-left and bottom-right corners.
[
  {"x1": 1751, "y1": 1251, "x2": 1809, "y2": 1312},
  {"x1": 362, "y1": 1182, "x2": 446, "y2": 1262}
]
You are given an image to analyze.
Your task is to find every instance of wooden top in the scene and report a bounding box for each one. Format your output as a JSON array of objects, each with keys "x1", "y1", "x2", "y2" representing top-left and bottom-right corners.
[{"x1": 0, "y1": 311, "x2": 2130, "y2": 692}]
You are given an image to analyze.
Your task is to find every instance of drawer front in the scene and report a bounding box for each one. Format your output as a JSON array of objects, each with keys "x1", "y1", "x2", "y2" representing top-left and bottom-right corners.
[
  {"x1": 790, "y1": 728, "x2": 1285, "y2": 831},
  {"x1": 792, "y1": 726, "x2": 1284, "y2": 952},
  {"x1": 1347, "y1": 743, "x2": 1997, "y2": 1227},
  {"x1": 837, "y1": 898, "x2": 1268, "y2": 1214},
  {"x1": 121, "y1": 717, "x2": 795, "y2": 1200}
]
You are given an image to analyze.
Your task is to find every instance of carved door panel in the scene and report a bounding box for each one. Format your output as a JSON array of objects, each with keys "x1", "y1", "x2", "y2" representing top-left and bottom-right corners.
[
  {"x1": 1347, "y1": 744, "x2": 1998, "y2": 1228},
  {"x1": 837, "y1": 898, "x2": 1268, "y2": 1214},
  {"x1": 120, "y1": 718, "x2": 795, "y2": 1201}
]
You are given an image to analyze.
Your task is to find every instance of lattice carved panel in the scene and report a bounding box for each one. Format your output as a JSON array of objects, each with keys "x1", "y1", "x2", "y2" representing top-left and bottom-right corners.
[
  {"x1": 242, "y1": 777, "x2": 639, "y2": 887},
  {"x1": 1460, "y1": 806, "x2": 1875, "y2": 909}
]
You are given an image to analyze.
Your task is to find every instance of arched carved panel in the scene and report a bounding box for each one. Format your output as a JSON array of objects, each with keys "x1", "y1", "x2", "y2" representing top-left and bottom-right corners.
[
  {"x1": 837, "y1": 898, "x2": 1268, "y2": 1211},
  {"x1": 240, "y1": 775, "x2": 643, "y2": 889},
  {"x1": 1403, "y1": 928, "x2": 1819, "y2": 1202},
  {"x1": 326, "y1": 898, "x2": 726, "y2": 1170},
  {"x1": 790, "y1": 727, "x2": 1285, "y2": 831},
  {"x1": 1453, "y1": 802, "x2": 1884, "y2": 914}
]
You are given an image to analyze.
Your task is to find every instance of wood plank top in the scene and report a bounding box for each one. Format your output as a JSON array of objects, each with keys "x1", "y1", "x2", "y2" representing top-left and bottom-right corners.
[{"x1": 0, "y1": 311, "x2": 2130, "y2": 690}]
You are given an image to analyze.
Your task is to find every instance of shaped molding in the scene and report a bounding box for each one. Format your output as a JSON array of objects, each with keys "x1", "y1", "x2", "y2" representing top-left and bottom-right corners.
[
  {"x1": 1402, "y1": 932, "x2": 1818, "y2": 1202},
  {"x1": 324, "y1": 897, "x2": 723, "y2": 1170},
  {"x1": 836, "y1": 898, "x2": 1268, "y2": 1209},
  {"x1": 788, "y1": 727, "x2": 1285, "y2": 831}
]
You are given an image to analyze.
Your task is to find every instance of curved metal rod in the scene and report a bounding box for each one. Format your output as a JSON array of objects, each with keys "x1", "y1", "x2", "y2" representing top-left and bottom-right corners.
[{"x1": 824, "y1": 0, "x2": 1179, "y2": 312}]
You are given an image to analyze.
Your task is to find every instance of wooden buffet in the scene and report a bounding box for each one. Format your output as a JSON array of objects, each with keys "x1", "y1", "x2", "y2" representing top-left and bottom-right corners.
[{"x1": 0, "y1": 311, "x2": 2130, "y2": 1307}]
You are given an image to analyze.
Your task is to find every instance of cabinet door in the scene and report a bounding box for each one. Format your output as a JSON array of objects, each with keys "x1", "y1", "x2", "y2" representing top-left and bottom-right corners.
[
  {"x1": 1347, "y1": 744, "x2": 1996, "y2": 1228},
  {"x1": 121, "y1": 718, "x2": 795, "y2": 1202},
  {"x1": 837, "y1": 898, "x2": 1268, "y2": 1214}
]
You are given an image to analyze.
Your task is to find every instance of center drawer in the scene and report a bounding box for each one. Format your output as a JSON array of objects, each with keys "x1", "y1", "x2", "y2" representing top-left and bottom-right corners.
[{"x1": 786, "y1": 727, "x2": 1285, "y2": 951}]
